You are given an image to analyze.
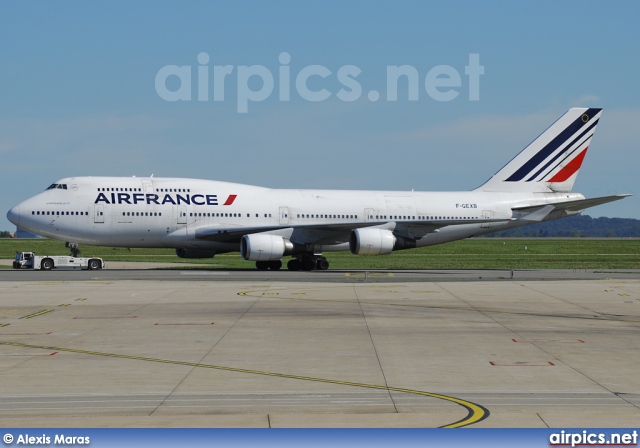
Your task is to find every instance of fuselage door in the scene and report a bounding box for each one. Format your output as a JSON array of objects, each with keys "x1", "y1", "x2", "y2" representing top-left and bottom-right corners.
[
  {"x1": 178, "y1": 205, "x2": 187, "y2": 224},
  {"x1": 481, "y1": 210, "x2": 493, "y2": 228},
  {"x1": 94, "y1": 204, "x2": 104, "y2": 223},
  {"x1": 141, "y1": 179, "x2": 154, "y2": 193},
  {"x1": 365, "y1": 208, "x2": 374, "y2": 221},
  {"x1": 279, "y1": 206, "x2": 289, "y2": 225}
]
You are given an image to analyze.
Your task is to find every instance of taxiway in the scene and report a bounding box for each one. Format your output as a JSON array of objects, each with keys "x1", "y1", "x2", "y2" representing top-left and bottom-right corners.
[{"x1": 0, "y1": 269, "x2": 639, "y2": 427}]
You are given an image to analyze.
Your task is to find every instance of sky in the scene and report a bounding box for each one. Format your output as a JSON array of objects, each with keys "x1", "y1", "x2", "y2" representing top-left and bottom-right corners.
[{"x1": 2, "y1": 1, "x2": 639, "y2": 231}]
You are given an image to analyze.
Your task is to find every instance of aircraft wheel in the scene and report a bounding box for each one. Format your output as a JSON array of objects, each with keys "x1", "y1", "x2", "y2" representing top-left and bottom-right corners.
[
  {"x1": 316, "y1": 258, "x2": 329, "y2": 271},
  {"x1": 287, "y1": 259, "x2": 301, "y2": 271},
  {"x1": 301, "y1": 260, "x2": 316, "y2": 271},
  {"x1": 268, "y1": 260, "x2": 282, "y2": 270},
  {"x1": 41, "y1": 259, "x2": 54, "y2": 271},
  {"x1": 256, "y1": 261, "x2": 269, "y2": 270}
]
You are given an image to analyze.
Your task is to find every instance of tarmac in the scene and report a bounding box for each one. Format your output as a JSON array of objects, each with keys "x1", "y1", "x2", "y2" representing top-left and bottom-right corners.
[{"x1": 0, "y1": 264, "x2": 639, "y2": 428}]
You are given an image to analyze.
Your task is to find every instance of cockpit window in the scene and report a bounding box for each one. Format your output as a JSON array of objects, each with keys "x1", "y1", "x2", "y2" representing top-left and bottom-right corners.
[{"x1": 46, "y1": 184, "x2": 68, "y2": 190}]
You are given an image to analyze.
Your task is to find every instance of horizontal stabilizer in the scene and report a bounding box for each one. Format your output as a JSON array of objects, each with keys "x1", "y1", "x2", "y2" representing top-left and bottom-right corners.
[
  {"x1": 513, "y1": 194, "x2": 631, "y2": 220},
  {"x1": 517, "y1": 204, "x2": 556, "y2": 222}
]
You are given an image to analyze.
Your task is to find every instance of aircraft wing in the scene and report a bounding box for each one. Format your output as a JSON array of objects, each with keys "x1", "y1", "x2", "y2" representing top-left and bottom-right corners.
[
  {"x1": 193, "y1": 217, "x2": 513, "y2": 243},
  {"x1": 195, "y1": 225, "x2": 289, "y2": 243},
  {"x1": 513, "y1": 194, "x2": 631, "y2": 222}
]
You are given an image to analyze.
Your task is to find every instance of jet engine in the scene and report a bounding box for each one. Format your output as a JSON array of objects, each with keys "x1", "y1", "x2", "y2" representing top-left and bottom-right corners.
[
  {"x1": 349, "y1": 228, "x2": 396, "y2": 256},
  {"x1": 175, "y1": 248, "x2": 216, "y2": 258},
  {"x1": 240, "y1": 234, "x2": 294, "y2": 261}
]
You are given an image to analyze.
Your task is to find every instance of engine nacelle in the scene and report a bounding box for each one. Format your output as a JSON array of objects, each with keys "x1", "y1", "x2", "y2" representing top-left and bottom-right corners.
[
  {"x1": 349, "y1": 228, "x2": 396, "y2": 256},
  {"x1": 241, "y1": 234, "x2": 294, "y2": 261},
  {"x1": 175, "y1": 248, "x2": 216, "y2": 259}
]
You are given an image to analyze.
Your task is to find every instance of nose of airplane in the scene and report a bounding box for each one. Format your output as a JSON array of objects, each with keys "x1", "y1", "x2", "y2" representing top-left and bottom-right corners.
[{"x1": 6, "y1": 204, "x2": 21, "y2": 227}]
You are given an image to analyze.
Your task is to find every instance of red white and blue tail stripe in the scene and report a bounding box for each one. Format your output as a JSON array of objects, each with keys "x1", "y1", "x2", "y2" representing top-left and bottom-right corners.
[{"x1": 479, "y1": 108, "x2": 602, "y2": 193}]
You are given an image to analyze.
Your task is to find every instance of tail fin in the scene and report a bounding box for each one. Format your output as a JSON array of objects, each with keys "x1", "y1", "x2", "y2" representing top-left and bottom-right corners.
[{"x1": 478, "y1": 108, "x2": 602, "y2": 193}]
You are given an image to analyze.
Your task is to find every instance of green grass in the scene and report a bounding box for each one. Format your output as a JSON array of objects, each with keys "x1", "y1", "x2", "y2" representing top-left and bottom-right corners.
[{"x1": 2, "y1": 238, "x2": 640, "y2": 270}]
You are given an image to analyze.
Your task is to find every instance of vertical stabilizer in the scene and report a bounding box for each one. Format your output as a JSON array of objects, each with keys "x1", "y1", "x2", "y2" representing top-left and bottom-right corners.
[{"x1": 478, "y1": 108, "x2": 602, "y2": 193}]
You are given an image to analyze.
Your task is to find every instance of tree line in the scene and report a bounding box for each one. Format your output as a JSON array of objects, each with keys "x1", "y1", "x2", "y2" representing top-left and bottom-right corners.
[{"x1": 486, "y1": 215, "x2": 640, "y2": 238}]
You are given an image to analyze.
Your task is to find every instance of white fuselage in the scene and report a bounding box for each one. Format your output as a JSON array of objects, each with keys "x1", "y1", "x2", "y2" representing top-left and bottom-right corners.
[{"x1": 7, "y1": 176, "x2": 583, "y2": 254}]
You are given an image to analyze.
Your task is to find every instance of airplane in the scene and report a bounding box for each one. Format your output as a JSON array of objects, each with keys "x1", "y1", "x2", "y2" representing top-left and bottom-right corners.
[{"x1": 6, "y1": 107, "x2": 630, "y2": 271}]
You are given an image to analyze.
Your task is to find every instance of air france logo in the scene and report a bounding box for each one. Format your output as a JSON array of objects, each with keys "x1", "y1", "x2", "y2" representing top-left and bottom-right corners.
[{"x1": 95, "y1": 192, "x2": 238, "y2": 206}]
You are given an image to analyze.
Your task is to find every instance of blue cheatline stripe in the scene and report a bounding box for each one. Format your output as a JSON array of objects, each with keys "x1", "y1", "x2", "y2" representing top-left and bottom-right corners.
[
  {"x1": 525, "y1": 119, "x2": 597, "y2": 182},
  {"x1": 505, "y1": 108, "x2": 601, "y2": 182}
]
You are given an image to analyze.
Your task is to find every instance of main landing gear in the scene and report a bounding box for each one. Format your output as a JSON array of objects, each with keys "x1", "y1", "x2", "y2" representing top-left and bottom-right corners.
[
  {"x1": 255, "y1": 260, "x2": 282, "y2": 270},
  {"x1": 286, "y1": 255, "x2": 329, "y2": 271},
  {"x1": 255, "y1": 255, "x2": 330, "y2": 271}
]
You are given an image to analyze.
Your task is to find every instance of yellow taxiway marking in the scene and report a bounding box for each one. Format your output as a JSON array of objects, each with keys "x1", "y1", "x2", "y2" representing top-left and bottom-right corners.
[
  {"x1": 33, "y1": 282, "x2": 70, "y2": 286},
  {"x1": 238, "y1": 291, "x2": 280, "y2": 297},
  {"x1": 345, "y1": 273, "x2": 394, "y2": 277},
  {"x1": 19, "y1": 310, "x2": 54, "y2": 319},
  {"x1": 0, "y1": 340, "x2": 487, "y2": 428}
]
